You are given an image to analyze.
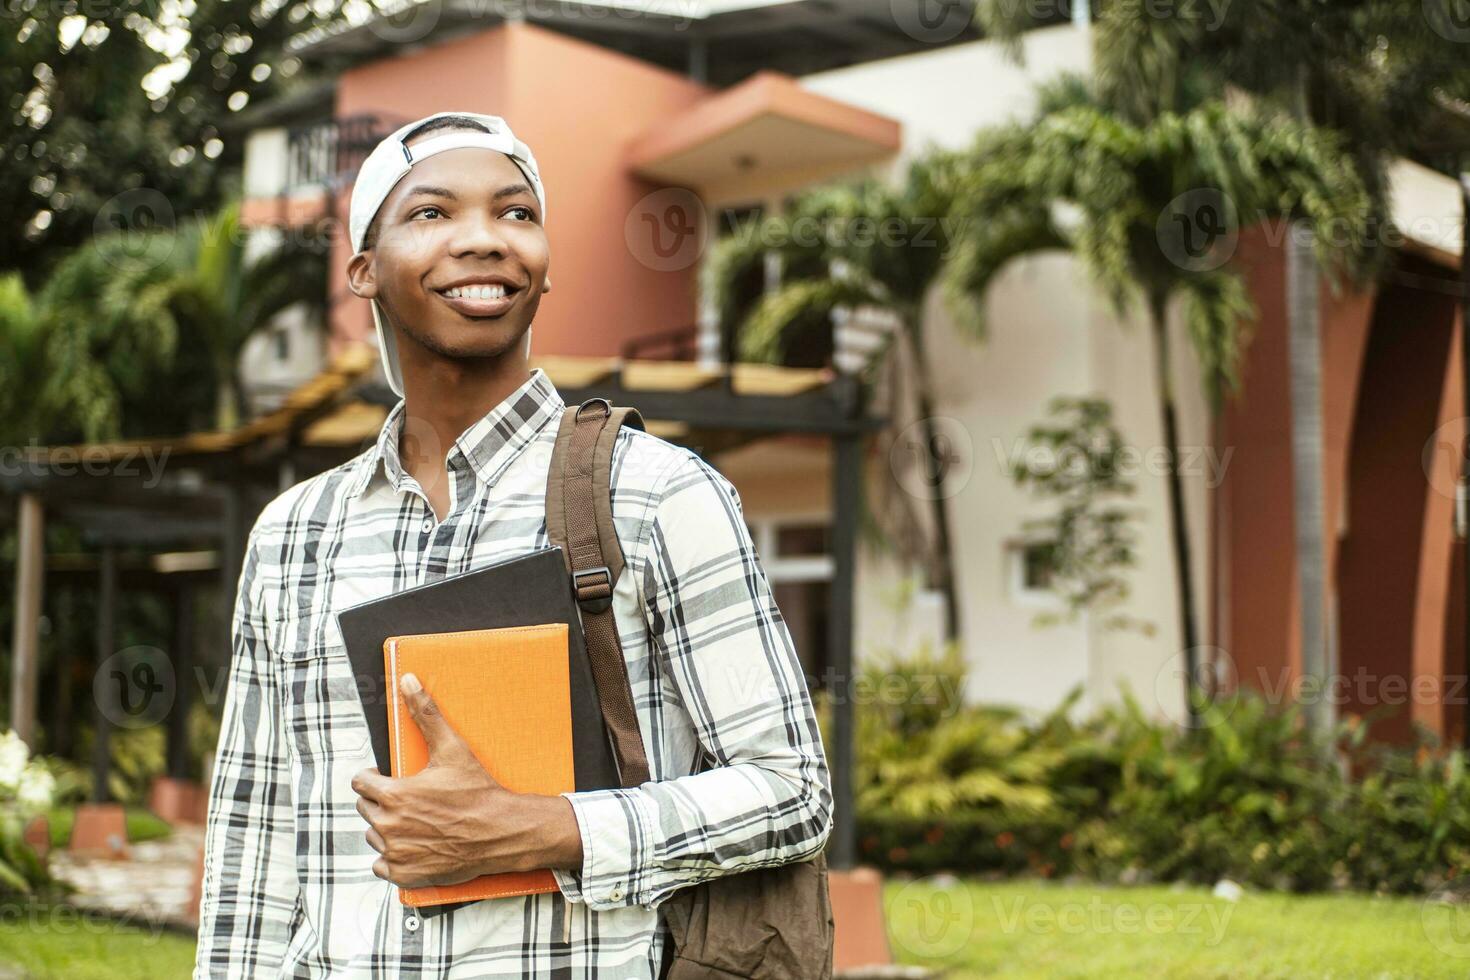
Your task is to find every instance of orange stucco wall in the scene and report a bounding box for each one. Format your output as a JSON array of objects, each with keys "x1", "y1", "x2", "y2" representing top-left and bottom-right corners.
[
  {"x1": 324, "y1": 21, "x2": 710, "y2": 360},
  {"x1": 1219, "y1": 226, "x2": 1466, "y2": 744},
  {"x1": 1336, "y1": 269, "x2": 1458, "y2": 743}
]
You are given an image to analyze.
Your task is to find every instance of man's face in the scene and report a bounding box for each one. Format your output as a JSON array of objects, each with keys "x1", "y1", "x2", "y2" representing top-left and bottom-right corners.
[{"x1": 350, "y1": 135, "x2": 550, "y2": 365}]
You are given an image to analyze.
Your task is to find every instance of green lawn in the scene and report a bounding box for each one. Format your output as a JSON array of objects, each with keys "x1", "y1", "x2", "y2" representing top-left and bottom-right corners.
[
  {"x1": 2, "y1": 880, "x2": 1465, "y2": 978},
  {"x1": 886, "y1": 878, "x2": 1470, "y2": 979},
  {"x1": 0, "y1": 907, "x2": 195, "y2": 980}
]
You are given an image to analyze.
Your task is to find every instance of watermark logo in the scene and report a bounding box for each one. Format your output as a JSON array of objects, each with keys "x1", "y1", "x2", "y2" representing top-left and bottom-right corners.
[
  {"x1": 1157, "y1": 188, "x2": 1239, "y2": 273},
  {"x1": 367, "y1": 0, "x2": 443, "y2": 44},
  {"x1": 1422, "y1": 416, "x2": 1468, "y2": 503},
  {"x1": 93, "y1": 188, "x2": 176, "y2": 271},
  {"x1": 1422, "y1": 886, "x2": 1470, "y2": 957},
  {"x1": 1426, "y1": 0, "x2": 1470, "y2": 42},
  {"x1": 891, "y1": 416, "x2": 975, "y2": 501},
  {"x1": 93, "y1": 646, "x2": 175, "y2": 730},
  {"x1": 889, "y1": 0, "x2": 973, "y2": 43},
  {"x1": 625, "y1": 188, "x2": 708, "y2": 272},
  {"x1": 1154, "y1": 645, "x2": 1238, "y2": 728},
  {"x1": 889, "y1": 877, "x2": 976, "y2": 958}
]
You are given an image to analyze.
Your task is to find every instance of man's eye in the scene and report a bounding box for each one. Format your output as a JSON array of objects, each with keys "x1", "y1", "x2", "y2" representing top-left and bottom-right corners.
[
  {"x1": 505, "y1": 205, "x2": 534, "y2": 221},
  {"x1": 411, "y1": 206, "x2": 443, "y2": 220}
]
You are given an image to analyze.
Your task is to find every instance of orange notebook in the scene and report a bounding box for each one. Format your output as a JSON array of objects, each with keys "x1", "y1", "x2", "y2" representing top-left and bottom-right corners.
[{"x1": 383, "y1": 622, "x2": 575, "y2": 907}]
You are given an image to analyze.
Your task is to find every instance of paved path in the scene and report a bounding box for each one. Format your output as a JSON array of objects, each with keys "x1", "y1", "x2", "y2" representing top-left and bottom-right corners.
[{"x1": 47, "y1": 824, "x2": 204, "y2": 933}]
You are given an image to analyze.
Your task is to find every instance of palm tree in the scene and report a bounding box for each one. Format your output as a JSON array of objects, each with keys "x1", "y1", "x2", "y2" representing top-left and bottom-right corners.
[
  {"x1": 27, "y1": 233, "x2": 185, "y2": 442},
  {"x1": 701, "y1": 155, "x2": 972, "y2": 643},
  {"x1": 13, "y1": 201, "x2": 327, "y2": 442},
  {"x1": 0, "y1": 274, "x2": 51, "y2": 445},
  {"x1": 117, "y1": 202, "x2": 327, "y2": 430},
  {"x1": 979, "y1": 0, "x2": 1470, "y2": 739},
  {"x1": 942, "y1": 97, "x2": 1377, "y2": 720}
]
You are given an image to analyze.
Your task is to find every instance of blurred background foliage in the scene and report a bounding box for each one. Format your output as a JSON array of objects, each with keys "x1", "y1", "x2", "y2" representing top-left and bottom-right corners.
[{"x1": 843, "y1": 642, "x2": 1470, "y2": 896}]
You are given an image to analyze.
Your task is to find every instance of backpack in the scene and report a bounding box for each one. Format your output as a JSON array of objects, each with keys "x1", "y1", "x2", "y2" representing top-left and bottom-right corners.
[{"x1": 544, "y1": 396, "x2": 835, "y2": 980}]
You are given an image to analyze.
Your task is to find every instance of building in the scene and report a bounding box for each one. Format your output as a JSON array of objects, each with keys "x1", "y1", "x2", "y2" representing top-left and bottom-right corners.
[{"x1": 233, "y1": 2, "x2": 1468, "y2": 744}]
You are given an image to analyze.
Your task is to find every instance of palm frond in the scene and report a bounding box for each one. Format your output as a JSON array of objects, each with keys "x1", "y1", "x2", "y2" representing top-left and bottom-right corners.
[
  {"x1": 1175, "y1": 267, "x2": 1257, "y2": 408},
  {"x1": 738, "y1": 277, "x2": 880, "y2": 362}
]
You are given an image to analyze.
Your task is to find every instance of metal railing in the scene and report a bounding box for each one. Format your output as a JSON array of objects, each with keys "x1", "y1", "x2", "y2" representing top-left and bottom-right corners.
[{"x1": 284, "y1": 113, "x2": 406, "y2": 191}]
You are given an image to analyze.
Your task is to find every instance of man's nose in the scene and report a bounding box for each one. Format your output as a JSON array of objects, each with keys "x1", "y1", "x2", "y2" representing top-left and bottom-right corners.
[{"x1": 448, "y1": 209, "x2": 510, "y2": 257}]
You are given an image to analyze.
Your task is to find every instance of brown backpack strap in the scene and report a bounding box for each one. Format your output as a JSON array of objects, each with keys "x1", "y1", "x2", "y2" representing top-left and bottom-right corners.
[{"x1": 545, "y1": 397, "x2": 651, "y2": 788}]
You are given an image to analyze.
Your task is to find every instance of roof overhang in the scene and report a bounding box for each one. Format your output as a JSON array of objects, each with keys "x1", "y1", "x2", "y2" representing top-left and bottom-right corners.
[
  {"x1": 282, "y1": 0, "x2": 984, "y2": 85},
  {"x1": 1389, "y1": 157, "x2": 1463, "y2": 271},
  {"x1": 626, "y1": 70, "x2": 900, "y2": 190}
]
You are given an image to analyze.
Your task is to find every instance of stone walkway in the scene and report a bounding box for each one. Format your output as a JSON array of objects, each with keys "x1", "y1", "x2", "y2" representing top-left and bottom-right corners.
[{"x1": 47, "y1": 824, "x2": 205, "y2": 933}]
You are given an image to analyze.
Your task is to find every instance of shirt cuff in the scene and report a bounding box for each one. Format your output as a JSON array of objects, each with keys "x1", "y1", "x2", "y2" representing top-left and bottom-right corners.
[
  {"x1": 551, "y1": 866, "x2": 585, "y2": 903},
  {"x1": 558, "y1": 787, "x2": 654, "y2": 911}
]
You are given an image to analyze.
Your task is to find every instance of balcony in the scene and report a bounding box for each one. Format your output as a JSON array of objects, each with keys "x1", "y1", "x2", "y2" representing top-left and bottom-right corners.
[{"x1": 241, "y1": 112, "x2": 406, "y2": 228}]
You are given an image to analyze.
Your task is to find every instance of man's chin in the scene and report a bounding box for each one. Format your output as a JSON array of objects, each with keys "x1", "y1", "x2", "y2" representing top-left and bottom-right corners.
[{"x1": 407, "y1": 323, "x2": 529, "y2": 362}]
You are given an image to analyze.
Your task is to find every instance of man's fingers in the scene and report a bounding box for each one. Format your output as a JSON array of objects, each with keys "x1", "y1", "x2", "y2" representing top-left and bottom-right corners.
[
  {"x1": 356, "y1": 794, "x2": 382, "y2": 828},
  {"x1": 365, "y1": 825, "x2": 387, "y2": 855},
  {"x1": 351, "y1": 767, "x2": 390, "y2": 802},
  {"x1": 400, "y1": 672, "x2": 470, "y2": 764}
]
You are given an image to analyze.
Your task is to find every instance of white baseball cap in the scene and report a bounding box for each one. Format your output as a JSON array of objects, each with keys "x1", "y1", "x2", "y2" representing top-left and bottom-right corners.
[{"x1": 348, "y1": 111, "x2": 547, "y2": 397}]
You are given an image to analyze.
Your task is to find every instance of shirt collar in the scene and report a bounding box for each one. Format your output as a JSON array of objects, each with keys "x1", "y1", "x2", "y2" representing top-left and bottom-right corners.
[{"x1": 347, "y1": 366, "x2": 565, "y2": 499}]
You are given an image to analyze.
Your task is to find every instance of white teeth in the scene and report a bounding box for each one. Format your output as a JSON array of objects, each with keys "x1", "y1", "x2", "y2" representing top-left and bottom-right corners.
[{"x1": 444, "y1": 284, "x2": 508, "y2": 299}]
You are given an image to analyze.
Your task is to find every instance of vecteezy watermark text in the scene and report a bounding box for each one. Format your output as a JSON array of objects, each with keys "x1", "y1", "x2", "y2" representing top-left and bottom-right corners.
[{"x1": 0, "y1": 442, "x2": 170, "y2": 487}]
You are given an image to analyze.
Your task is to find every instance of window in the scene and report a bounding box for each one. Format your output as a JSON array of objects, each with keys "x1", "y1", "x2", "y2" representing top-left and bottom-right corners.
[
  {"x1": 1007, "y1": 539, "x2": 1059, "y2": 607},
  {"x1": 750, "y1": 518, "x2": 834, "y2": 691}
]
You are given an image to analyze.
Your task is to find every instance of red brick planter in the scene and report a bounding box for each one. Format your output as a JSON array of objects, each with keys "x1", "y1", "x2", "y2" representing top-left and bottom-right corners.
[
  {"x1": 69, "y1": 802, "x2": 129, "y2": 859},
  {"x1": 148, "y1": 776, "x2": 204, "y2": 826},
  {"x1": 831, "y1": 866, "x2": 892, "y2": 974}
]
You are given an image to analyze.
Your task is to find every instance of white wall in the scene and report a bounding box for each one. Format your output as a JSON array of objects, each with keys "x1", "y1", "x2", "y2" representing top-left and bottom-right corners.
[
  {"x1": 801, "y1": 25, "x2": 1204, "y2": 723},
  {"x1": 802, "y1": 25, "x2": 1093, "y2": 164}
]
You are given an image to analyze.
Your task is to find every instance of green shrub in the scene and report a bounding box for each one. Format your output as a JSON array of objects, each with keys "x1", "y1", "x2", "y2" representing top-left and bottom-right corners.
[
  {"x1": 0, "y1": 730, "x2": 59, "y2": 899},
  {"x1": 852, "y1": 650, "x2": 1470, "y2": 896},
  {"x1": 1068, "y1": 691, "x2": 1351, "y2": 891}
]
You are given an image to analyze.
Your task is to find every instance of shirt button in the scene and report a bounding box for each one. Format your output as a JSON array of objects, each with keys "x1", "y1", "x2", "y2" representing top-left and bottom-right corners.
[
  {"x1": 404, "y1": 913, "x2": 421, "y2": 933},
  {"x1": 608, "y1": 886, "x2": 624, "y2": 902},
  {"x1": 421, "y1": 517, "x2": 433, "y2": 533}
]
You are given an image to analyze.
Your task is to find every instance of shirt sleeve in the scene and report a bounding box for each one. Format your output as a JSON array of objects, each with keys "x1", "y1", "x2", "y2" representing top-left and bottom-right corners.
[
  {"x1": 554, "y1": 451, "x2": 833, "y2": 911},
  {"x1": 195, "y1": 527, "x2": 301, "y2": 977}
]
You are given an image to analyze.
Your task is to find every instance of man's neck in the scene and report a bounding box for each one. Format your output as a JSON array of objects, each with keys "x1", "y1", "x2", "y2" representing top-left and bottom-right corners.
[{"x1": 398, "y1": 349, "x2": 532, "y2": 520}]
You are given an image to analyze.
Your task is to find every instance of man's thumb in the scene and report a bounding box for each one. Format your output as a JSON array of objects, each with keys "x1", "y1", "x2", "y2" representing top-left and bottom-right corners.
[{"x1": 401, "y1": 673, "x2": 460, "y2": 762}]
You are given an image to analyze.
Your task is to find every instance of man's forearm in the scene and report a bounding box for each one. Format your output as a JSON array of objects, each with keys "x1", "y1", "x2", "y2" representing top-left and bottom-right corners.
[
  {"x1": 508, "y1": 793, "x2": 582, "y2": 869},
  {"x1": 484, "y1": 793, "x2": 584, "y2": 874}
]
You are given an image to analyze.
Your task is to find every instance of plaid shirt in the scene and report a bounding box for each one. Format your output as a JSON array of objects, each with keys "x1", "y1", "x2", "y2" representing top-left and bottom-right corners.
[{"x1": 194, "y1": 367, "x2": 832, "y2": 978}]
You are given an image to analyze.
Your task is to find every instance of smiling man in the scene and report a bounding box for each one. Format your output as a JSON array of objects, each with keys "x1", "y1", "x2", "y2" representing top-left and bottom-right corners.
[{"x1": 193, "y1": 111, "x2": 832, "y2": 979}]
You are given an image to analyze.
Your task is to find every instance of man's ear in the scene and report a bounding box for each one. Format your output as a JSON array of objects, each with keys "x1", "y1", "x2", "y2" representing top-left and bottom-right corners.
[{"x1": 346, "y1": 250, "x2": 379, "y2": 300}]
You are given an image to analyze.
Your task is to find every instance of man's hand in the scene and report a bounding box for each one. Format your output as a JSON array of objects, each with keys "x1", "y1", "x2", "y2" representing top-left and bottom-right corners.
[{"x1": 351, "y1": 672, "x2": 584, "y2": 889}]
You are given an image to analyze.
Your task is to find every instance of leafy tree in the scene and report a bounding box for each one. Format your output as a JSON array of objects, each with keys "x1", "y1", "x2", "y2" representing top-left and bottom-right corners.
[
  {"x1": 980, "y1": 0, "x2": 1470, "y2": 738},
  {"x1": 943, "y1": 99, "x2": 1378, "y2": 715},
  {"x1": 701, "y1": 155, "x2": 973, "y2": 642},
  {"x1": 2, "y1": 0, "x2": 333, "y2": 285},
  {"x1": 114, "y1": 202, "x2": 328, "y2": 430},
  {"x1": 1012, "y1": 397, "x2": 1147, "y2": 634},
  {"x1": 2, "y1": 203, "x2": 326, "y2": 442},
  {"x1": 0, "y1": 274, "x2": 50, "y2": 445}
]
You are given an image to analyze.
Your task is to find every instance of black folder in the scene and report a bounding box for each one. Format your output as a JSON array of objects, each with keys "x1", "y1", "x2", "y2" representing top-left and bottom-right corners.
[{"x1": 336, "y1": 545, "x2": 620, "y2": 792}]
